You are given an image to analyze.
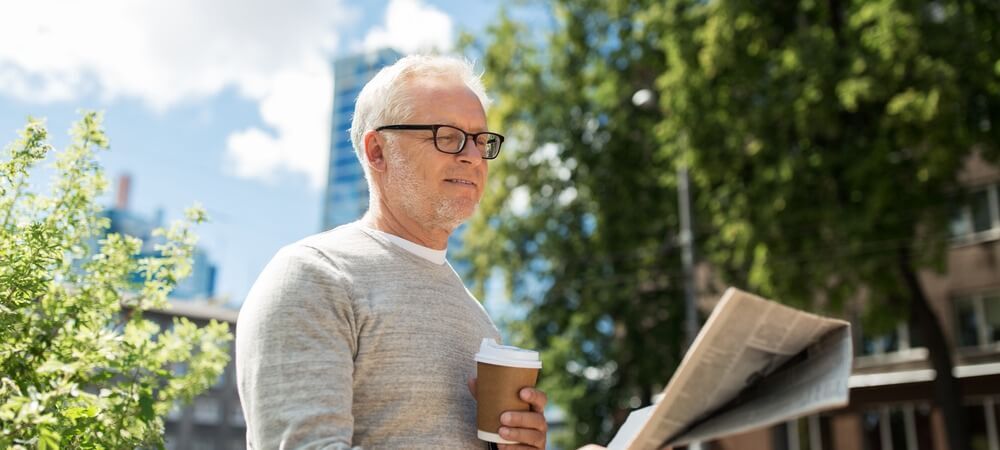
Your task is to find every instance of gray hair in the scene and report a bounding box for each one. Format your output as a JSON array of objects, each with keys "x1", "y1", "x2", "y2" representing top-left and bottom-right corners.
[{"x1": 350, "y1": 54, "x2": 492, "y2": 183}]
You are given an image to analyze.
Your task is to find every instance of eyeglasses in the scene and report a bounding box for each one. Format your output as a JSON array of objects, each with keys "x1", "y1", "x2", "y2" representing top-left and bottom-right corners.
[{"x1": 375, "y1": 124, "x2": 505, "y2": 160}]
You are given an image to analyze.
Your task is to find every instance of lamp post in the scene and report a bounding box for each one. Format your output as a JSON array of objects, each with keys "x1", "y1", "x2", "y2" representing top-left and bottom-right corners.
[
  {"x1": 632, "y1": 89, "x2": 699, "y2": 351},
  {"x1": 676, "y1": 165, "x2": 699, "y2": 351},
  {"x1": 634, "y1": 87, "x2": 705, "y2": 450}
]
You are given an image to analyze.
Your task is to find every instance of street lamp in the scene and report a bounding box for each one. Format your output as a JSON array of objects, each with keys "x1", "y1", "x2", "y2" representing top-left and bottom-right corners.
[{"x1": 632, "y1": 88, "x2": 699, "y2": 351}]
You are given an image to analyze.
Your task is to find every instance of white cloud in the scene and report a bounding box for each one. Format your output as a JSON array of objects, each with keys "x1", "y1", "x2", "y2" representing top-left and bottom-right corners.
[
  {"x1": 362, "y1": 0, "x2": 454, "y2": 54},
  {"x1": 225, "y1": 61, "x2": 333, "y2": 188},
  {"x1": 0, "y1": 0, "x2": 355, "y2": 189}
]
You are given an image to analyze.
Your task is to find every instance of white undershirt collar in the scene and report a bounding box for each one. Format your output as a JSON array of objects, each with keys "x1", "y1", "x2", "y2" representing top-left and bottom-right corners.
[{"x1": 365, "y1": 227, "x2": 447, "y2": 265}]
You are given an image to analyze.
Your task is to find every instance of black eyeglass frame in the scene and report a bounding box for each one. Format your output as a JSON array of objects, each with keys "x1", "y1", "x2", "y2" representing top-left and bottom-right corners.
[{"x1": 375, "y1": 124, "x2": 505, "y2": 160}]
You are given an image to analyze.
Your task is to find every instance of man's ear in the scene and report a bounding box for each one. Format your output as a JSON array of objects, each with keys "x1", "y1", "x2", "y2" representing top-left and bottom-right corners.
[{"x1": 364, "y1": 130, "x2": 387, "y2": 173}]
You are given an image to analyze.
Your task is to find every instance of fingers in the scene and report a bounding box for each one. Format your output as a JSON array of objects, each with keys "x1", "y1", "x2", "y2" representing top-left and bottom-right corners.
[
  {"x1": 497, "y1": 425, "x2": 545, "y2": 449},
  {"x1": 501, "y1": 411, "x2": 547, "y2": 433},
  {"x1": 499, "y1": 444, "x2": 545, "y2": 450},
  {"x1": 495, "y1": 387, "x2": 549, "y2": 448},
  {"x1": 500, "y1": 409, "x2": 547, "y2": 448},
  {"x1": 520, "y1": 387, "x2": 548, "y2": 412}
]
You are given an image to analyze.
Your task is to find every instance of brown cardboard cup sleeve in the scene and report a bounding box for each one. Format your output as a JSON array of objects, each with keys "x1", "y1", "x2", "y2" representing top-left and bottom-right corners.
[{"x1": 474, "y1": 338, "x2": 542, "y2": 444}]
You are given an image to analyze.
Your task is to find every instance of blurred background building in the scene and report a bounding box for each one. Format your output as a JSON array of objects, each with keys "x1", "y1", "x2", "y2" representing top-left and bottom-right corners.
[
  {"x1": 99, "y1": 174, "x2": 218, "y2": 301},
  {"x1": 321, "y1": 48, "x2": 402, "y2": 231},
  {"x1": 706, "y1": 155, "x2": 1000, "y2": 450},
  {"x1": 147, "y1": 302, "x2": 243, "y2": 450}
]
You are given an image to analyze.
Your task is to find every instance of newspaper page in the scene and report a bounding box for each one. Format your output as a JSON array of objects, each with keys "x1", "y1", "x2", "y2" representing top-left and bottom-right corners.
[
  {"x1": 669, "y1": 325, "x2": 851, "y2": 445},
  {"x1": 609, "y1": 288, "x2": 851, "y2": 450}
]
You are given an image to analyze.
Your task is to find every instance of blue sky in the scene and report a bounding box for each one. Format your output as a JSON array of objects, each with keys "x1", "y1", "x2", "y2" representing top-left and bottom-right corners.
[{"x1": 0, "y1": 0, "x2": 543, "y2": 309}]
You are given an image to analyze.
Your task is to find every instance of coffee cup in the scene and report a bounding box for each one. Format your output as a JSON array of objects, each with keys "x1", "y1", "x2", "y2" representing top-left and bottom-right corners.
[{"x1": 474, "y1": 338, "x2": 542, "y2": 444}]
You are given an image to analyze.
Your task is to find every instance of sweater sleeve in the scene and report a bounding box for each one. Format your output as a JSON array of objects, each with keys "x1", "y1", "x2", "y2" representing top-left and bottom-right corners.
[{"x1": 236, "y1": 244, "x2": 362, "y2": 450}]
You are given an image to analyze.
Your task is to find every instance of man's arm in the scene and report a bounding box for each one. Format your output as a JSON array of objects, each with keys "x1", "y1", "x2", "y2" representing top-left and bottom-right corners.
[{"x1": 236, "y1": 245, "x2": 361, "y2": 449}]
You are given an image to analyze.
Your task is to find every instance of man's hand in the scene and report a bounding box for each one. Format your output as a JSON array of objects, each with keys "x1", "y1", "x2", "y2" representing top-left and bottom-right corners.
[{"x1": 468, "y1": 377, "x2": 548, "y2": 449}]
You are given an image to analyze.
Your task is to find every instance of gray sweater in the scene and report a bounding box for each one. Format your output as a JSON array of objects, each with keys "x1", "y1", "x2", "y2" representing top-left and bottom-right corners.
[{"x1": 236, "y1": 223, "x2": 501, "y2": 449}]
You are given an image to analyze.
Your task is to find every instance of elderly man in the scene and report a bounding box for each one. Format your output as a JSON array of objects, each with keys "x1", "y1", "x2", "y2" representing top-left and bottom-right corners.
[{"x1": 236, "y1": 55, "x2": 548, "y2": 449}]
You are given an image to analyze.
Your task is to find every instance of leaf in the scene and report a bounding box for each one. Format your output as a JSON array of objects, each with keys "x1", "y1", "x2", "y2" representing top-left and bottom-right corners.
[
  {"x1": 139, "y1": 391, "x2": 155, "y2": 422},
  {"x1": 64, "y1": 405, "x2": 99, "y2": 420},
  {"x1": 37, "y1": 426, "x2": 60, "y2": 450}
]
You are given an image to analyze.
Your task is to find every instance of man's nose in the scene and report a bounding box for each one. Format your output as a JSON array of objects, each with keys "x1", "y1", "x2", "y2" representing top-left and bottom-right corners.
[{"x1": 457, "y1": 137, "x2": 485, "y2": 164}]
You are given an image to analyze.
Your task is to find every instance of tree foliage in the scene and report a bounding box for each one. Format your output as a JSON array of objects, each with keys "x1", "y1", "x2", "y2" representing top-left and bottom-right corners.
[
  {"x1": 653, "y1": 2, "x2": 998, "y2": 448},
  {"x1": 0, "y1": 113, "x2": 232, "y2": 449},
  {"x1": 462, "y1": 1, "x2": 686, "y2": 446},
  {"x1": 655, "y1": 0, "x2": 999, "y2": 314},
  {"x1": 466, "y1": 0, "x2": 999, "y2": 448}
]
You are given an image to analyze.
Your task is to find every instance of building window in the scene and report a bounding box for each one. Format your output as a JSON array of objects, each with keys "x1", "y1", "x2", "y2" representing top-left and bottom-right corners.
[
  {"x1": 166, "y1": 401, "x2": 183, "y2": 421},
  {"x1": 336, "y1": 119, "x2": 353, "y2": 134},
  {"x1": 231, "y1": 436, "x2": 248, "y2": 450},
  {"x1": 950, "y1": 183, "x2": 1000, "y2": 243},
  {"x1": 193, "y1": 397, "x2": 221, "y2": 424},
  {"x1": 335, "y1": 139, "x2": 355, "y2": 152},
  {"x1": 861, "y1": 404, "x2": 934, "y2": 450},
  {"x1": 336, "y1": 87, "x2": 361, "y2": 103},
  {"x1": 954, "y1": 292, "x2": 1000, "y2": 348},
  {"x1": 214, "y1": 366, "x2": 229, "y2": 389},
  {"x1": 863, "y1": 332, "x2": 900, "y2": 356},
  {"x1": 967, "y1": 399, "x2": 1000, "y2": 450},
  {"x1": 163, "y1": 434, "x2": 179, "y2": 450},
  {"x1": 334, "y1": 154, "x2": 359, "y2": 168},
  {"x1": 859, "y1": 322, "x2": 922, "y2": 357},
  {"x1": 335, "y1": 102, "x2": 356, "y2": 116},
  {"x1": 192, "y1": 439, "x2": 216, "y2": 450},
  {"x1": 775, "y1": 415, "x2": 831, "y2": 450}
]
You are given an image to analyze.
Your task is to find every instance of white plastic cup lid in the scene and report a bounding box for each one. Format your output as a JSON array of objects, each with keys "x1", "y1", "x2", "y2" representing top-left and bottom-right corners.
[{"x1": 474, "y1": 338, "x2": 542, "y2": 369}]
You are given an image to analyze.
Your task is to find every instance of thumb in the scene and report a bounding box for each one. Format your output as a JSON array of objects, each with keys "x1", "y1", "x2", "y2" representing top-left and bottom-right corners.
[{"x1": 467, "y1": 376, "x2": 477, "y2": 400}]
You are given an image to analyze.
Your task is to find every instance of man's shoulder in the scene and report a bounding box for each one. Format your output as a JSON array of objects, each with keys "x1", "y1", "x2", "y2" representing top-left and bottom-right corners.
[
  {"x1": 279, "y1": 221, "x2": 388, "y2": 267},
  {"x1": 296, "y1": 221, "x2": 369, "y2": 248}
]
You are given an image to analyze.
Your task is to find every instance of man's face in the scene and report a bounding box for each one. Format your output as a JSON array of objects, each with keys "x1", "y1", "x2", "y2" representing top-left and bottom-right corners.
[{"x1": 380, "y1": 78, "x2": 489, "y2": 231}]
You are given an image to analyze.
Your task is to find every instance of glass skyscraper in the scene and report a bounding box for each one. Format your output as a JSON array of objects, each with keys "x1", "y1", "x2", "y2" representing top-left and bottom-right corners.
[{"x1": 321, "y1": 48, "x2": 402, "y2": 230}]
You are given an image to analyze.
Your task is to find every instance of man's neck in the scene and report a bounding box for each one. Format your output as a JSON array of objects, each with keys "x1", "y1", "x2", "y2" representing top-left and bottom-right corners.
[{"x1": 362, "y1": 200, "x2": 452, "y2": 250}]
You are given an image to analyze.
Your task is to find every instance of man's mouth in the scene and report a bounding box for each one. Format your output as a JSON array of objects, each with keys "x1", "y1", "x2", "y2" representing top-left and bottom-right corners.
[{"x1": 445, "y1": 178, "x2": 476, "y2": 186}]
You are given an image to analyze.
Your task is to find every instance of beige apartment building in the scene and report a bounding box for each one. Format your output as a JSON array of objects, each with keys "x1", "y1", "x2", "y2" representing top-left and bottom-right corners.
[
  {"x1": 710, "y1": 155, "x2": 1000, "y2": 450},
  {"x1": 145, "y1": 301, "x2": 245, "y2": 450}
]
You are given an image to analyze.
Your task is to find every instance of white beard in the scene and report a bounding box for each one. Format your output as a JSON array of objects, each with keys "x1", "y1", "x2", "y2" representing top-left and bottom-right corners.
[{"x1": 384, "y1": 146, "x2": 477, "y2": 231}]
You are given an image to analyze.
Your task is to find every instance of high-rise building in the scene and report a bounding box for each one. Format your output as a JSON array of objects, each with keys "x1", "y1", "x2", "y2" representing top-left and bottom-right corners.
[{"x1": 321, "y1": 48, "x2": 402, "y2": 230}]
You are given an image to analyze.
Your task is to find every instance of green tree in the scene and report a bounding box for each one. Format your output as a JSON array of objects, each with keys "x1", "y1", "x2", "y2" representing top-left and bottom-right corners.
[
  {"x1": 0, "y1": 113, "x2": 232, "y2": 449},
  {"x1": 461, "y1": 1, "x2": 686, "y2": 447},
  {"x1": 652, "y1": 1, "x2": 1000, "y2": 449},
  {"x1": 468, "y1": 0, "x2": 999, "y2": 448}
]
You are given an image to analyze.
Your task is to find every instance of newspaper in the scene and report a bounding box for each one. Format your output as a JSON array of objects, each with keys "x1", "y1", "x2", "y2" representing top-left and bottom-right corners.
[{"x1": 607, "y1": 288, "x2": 852, "y2": 450}]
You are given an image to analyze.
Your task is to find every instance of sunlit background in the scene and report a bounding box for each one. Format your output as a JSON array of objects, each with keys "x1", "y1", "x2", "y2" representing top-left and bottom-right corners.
[
  {"x1": 0, "y1": 0, "x2": 530, "y2": 309},
  {"x1": 3, "y1": 1, "x2": 1000, "y2": 449}
]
